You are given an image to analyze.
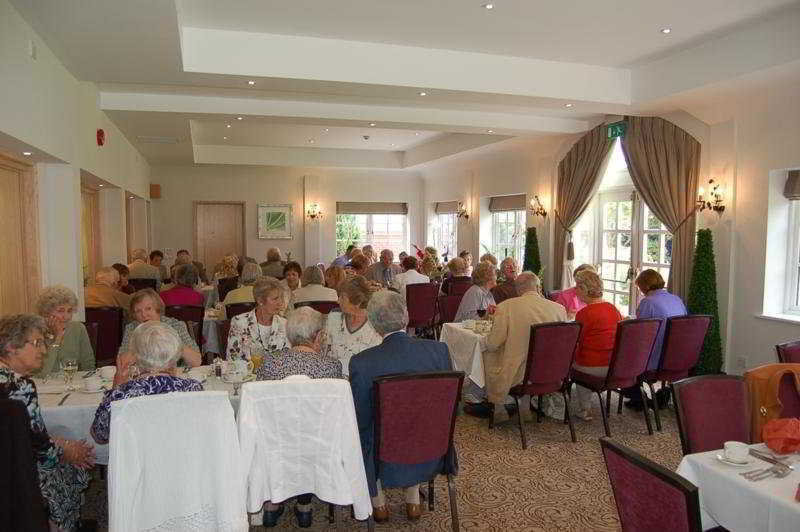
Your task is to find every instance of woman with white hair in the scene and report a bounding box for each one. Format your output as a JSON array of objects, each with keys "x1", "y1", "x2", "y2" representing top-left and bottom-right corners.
[
  {"x1": 453, "y1": 262, "x2": 498, "y2": 322},
  {"x1": 324, "y1": 276, "x2": 382, "y2": 375},
  {"x1": 91, "y1": 321, "x2": 204, "y2": 444},
  {"x1": 35, "y1": 285, "x2": 95, "y2": 376},
  {"x1": 222, "y1": 261, "x2": 263, "y2": 306},
  {"x1": 227, "y1": 277, "x2": 290, "y2": 359},
  {"x1": 293, "y1": 266, "x2": 338, "y2": 305},
  {"x1": 118, "y1": 289, "x2": 202, "y2": 367}
]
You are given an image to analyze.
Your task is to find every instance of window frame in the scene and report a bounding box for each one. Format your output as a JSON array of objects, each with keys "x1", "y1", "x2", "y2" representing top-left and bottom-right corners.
[
  {"x1": 335, "y1": 213, "x2": 408, "y2": 258},
  {"x1": 430, "y1": 211, "x2": 458, "y2": 261},
  {"x1": 490, "y1": 209, "x2": 526, "y2": 261},
  {"x1": 784, "y1": 200, "x2": 800, "y2": 314}
]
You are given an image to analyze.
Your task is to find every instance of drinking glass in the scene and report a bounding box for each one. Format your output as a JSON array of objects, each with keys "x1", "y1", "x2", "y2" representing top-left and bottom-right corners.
[
  {"x1": 476, "y1": 309, "x2": 487, "y2": 318},
  {"x1": 61, "y1": 359, "x2": 78, "y2": 391}
]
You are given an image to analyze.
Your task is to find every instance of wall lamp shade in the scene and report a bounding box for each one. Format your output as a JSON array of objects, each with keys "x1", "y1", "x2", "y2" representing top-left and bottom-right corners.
[
  {"x1": 306, "y1": 203, "x2": 322, "y2": 219},
  {"x1": 784, "y1": 170, "x2": 800, "y2": 200},
  {"x1": 456, "y1": 202, "x2": 469, "y2": 220},
  {"x1": 529, "y1": 195, "x2": 547, "y2": 218},
  {"x1": 697, "y1": 178, "x2": 725, "y2": 214}
]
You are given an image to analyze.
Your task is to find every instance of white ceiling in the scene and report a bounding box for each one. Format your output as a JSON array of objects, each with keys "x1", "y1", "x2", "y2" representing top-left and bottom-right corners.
[{"x1": 177, "y1": 0, "x2": 795, "y2": 67}]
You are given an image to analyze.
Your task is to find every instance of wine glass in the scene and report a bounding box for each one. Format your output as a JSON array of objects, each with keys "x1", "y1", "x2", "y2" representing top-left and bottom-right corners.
[
  {"x1": 476, "y1": 309, "x2": 487, "y2": 319},
  {"x1": 61, "y1": 359, "x2": 78, "y2": 391}
]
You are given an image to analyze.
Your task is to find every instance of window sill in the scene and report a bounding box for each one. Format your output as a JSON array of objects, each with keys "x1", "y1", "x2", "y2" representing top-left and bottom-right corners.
[{"x1": 756, "y1": 313, "x2": 800, "y2": 325}]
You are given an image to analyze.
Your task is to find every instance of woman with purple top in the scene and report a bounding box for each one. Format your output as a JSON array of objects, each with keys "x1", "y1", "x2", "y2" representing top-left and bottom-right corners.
[{"x1": 624, "y1": 269, "x2": 687, "y2": 410}]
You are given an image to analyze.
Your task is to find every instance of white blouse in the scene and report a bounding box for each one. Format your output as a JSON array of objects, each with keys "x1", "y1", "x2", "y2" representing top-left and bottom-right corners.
[{"x1": 324, "y1": 311, "x2": 382, "y2": 375}]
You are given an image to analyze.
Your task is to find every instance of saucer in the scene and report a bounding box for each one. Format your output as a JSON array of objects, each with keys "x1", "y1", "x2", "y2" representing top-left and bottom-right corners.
[
  {"x1": 222, "y1": 374, "x2": 255, "y2": 384},
  {"x1": 79, "y1": 388, "x2": 106, "y2": 394},
  {"x1": 716, "y1": 453, "x2": 751, "y2": 467}
]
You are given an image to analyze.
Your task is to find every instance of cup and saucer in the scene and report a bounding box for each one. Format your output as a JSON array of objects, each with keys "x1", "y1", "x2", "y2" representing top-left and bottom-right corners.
[
  {"x1": 716, "y1": 441, "x2": 752, "y2": 467},
  {"x1": 80, "y1": 376, "x2": 106, "y2": 394},
  {"x1": 462, "y1": 319, "x2": 476, "y2": 330}
]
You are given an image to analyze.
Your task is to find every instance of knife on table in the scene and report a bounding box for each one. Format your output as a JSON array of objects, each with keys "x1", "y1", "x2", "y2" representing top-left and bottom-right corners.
[{"x1": 749, "y1": 448, "x2": 795, "y2": 470}]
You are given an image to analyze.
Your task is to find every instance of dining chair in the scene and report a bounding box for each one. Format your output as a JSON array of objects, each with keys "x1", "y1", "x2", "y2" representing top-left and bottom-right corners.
[
  {"x1": 83, "y1": 321, "x2": 99, "y2": 359},
  {"x1": 183, "y1": 321, "x2": 200, "y2": 347},
  {"x1": 506, "y1": 322, "x2": 582, "y2": 448},
  {"x1": 437, "y1": 294, "x2": 463, "y2": 328},
  {"x1": 672, "y1": 375, "x2": 751, "y2": 455},
  {"x1": 778, "y1": 372, "x2": 800, "y2": 417},
  {"x1": 572, "y1": 318, "x2": 662, "y2": 437},
  {"x1": 295, "y1": 301, "x2": 340, "y2": 314},
  {"x1": 217, "y1": 276, "x2": 239, "y2": 303},
  {"x1": 164, "y1": 305, "x2": 205, "y2": 347},
  {"x1": 216, "y1": 319, "x2": 231, "y2": 358},
  {"x1": 225, "y1": 302, "x2": 256, "y2": 319},
  {"x1": 127, "y1": 278, "x2": 157, "y2": 292},
  {"x1": 600, "y1": 437, "x2": 702, "y2": 532},
  {"x1": 447, "y1": 280, "x2": 472, "y2": 297},
  {"x1": 84, "y1": 306, "x2": 124, "y2": 367},
  {"x1": 775, "y1": 339, "x2": 800, "y2": 363},
  {"x1": 373, "y1": 371, "x2": 464, "y2": 532},
  {"x1": 639, "y1": 315, "x2": 712, "y2": 431},
  {"x1": 406, "y1": 283, "x2": 440, "y2": 339}
]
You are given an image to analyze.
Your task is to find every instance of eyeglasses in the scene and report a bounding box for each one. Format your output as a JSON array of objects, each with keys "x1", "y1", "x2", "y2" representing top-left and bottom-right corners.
[{"x1": 26, "y1": 339, "x2": 46, "y2": 349}]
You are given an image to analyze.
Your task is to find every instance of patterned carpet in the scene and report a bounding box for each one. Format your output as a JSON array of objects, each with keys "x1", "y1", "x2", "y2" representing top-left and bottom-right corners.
[{"x1": 81, "y1": 394, "x2": 684, "y2": 531}]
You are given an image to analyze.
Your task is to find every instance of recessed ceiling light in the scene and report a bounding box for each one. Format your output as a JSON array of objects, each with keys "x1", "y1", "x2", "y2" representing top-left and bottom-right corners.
[
  {"x1": 390, "y1": 143, "x2": 395, "y2": 147},
  {"x1": 414, "y1": 132, "x2": 420, "y2": 136},
  {"x1": 307, "y1": 139, "x2": 315, "y2": 144},
  {"x1": 660, "y1": 27, "x2": 671, "y2": 34},
  {"x1": 223, "y1": 136, "x2": 228, "y2": 140},
  {"x1": 369, "y1": 123, "x2": 376, "y2": 127},
  {"x1": 564, "y1": 103, "x2": 574, "y2": 108},
  {"x1": 323, "y1": 128, "x2": 329, "y2": 132},
  {"x1": 98, "y1": 184, "x2": 104, "y2": 187},
  {"x1": 22, "y1": 151, "x2": 32, "y2": 156},
  {"x1": 487, "y1": 129, "x2": 494, "y2": 134},
  {"x1": 247, "y1": 80, "x2": 255, "y2": 85},
  {"x1": 482, "y1": 3, "x2": 494, "y2": 9},
  {"x1": 129, "y1": 196, "x2": 134, "y2": 199},
  {"x1": 226, "y1": 124, "x2": 231, "y2": 128},
  {"x1": 236, "y1": 116, "x2": 243, "y2": 120},
  {"x1": 419, "y1": 91, "x2": 427, "y2": 96}
]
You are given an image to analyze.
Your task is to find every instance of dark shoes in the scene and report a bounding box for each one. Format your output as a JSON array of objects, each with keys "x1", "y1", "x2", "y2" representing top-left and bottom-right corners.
[
  {"x1": 373, "y1": 504, "x2": 390, "y2": 523},
  {"x1": 263, "y1": 504, "x2": 284, "y2": 527},
  {"x1": 463, "y1": 401, "x2": 492, "y2": 418},
  {"x1": 406, "y1": 503, "x2": 422, "y2": 521},
  {"x1": 625, "y1": 388, "x2": 672, "y2": 411},
  {"x1": 295, "y1": 506, "x2": 313, "y2": 528}
]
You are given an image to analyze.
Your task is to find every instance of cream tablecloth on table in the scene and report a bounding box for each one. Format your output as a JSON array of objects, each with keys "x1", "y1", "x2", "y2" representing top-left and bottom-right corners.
[
  {"x1": 440, "y1": 322, "x2": 487, "y2": 387},
  {"x1": 202, "y1": 308, "x2": 224, "y2": 355},
  {"x1": 676, "y1": 444, "x2": 800, "y2": 532},
  {"x1": 38, "y1": 370, "x2": 240, "y2": 465}
]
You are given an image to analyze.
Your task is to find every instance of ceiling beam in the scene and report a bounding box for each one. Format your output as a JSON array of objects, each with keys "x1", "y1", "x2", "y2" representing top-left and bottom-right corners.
[{"x1": 193, "y1": 144, "x2": 404, "y2": 169}]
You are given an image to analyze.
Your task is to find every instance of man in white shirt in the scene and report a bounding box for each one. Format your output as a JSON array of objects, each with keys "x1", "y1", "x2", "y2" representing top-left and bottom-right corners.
[{"x1": 392, "y1": 256, "x2": 430, "y2": 298}]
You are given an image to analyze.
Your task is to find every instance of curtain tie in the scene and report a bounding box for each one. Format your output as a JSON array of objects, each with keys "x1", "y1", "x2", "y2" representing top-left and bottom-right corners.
[
  {"x1": 553, "y1": 209, "x2": 572, "y2": 237},
  {"x1": 673, "y1": 206, "x2": 699, "y2": 233}
]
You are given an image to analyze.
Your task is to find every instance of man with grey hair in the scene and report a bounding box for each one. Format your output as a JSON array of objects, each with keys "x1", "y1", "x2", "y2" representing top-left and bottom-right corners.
[
  {"x1": 491, "y1": 256, "x2": 519, "y2": 304},
  {"x1": 127, "y1": 248, "x2": 161, "y2": 290},
  {"x1": 349, "y1": 290, "x2": 452, "y2": 523},
  {"x1": 467, "y1": 271, "x2": 567, "y2": 424},
  {"x1": 365, "y1": 249, "x2": 401, "y2": 288},
  {"x1": 85, "y1": 266, "x2": 131, "y2": 313},
  {"x1": 293, "y1": 266, "x2": 338, "y2": 305},
  {"x1": 255, "y1": 307, "x2": 342, "y2": 381}
]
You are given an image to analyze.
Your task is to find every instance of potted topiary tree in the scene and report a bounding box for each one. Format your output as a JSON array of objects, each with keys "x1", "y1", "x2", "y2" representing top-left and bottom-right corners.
[
  {"x1": 687, "y1": 228, "x2": 724, "y2": 375},
  {"x1": 522, "y1": 227, "x2": 543, "y2": 278}
]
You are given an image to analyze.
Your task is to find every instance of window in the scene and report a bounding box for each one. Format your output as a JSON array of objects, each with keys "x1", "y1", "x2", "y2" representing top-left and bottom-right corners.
[
  {"x1": 335, "y1": 214, "x2": 407, "y2": 258},
  {"x1": 785, "y1": 201, "x2": 800, "y2": 313},
  {"x1": 598, "y1": 191, "x2": 633, "y2": 316},
  {"x1": 430, "y1": 212, "x2": 458, "y2": 261},
  {"x1": 491, "y1": 210, "x2": 526, "y2": 261}
]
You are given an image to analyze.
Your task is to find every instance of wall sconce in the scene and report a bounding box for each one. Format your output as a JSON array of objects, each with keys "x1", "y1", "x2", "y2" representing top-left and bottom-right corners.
[
  {"x1": 306, "y1": 202, "x2": 323, "y2": 219},
  {"x1": 456, "y1": 201, "x2": 469, "y2": 220},
  {"x1": 529, "y1": 195, "x2": 548, "y2": 218},
  {"x1": 697, "y1": 179, "x2": 725, "y2": 214}
]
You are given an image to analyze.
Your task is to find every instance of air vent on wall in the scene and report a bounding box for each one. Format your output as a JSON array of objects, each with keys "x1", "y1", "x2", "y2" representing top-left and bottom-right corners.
[{"x1": 137, "y1": 135, "x2": 180, "y2": 144}]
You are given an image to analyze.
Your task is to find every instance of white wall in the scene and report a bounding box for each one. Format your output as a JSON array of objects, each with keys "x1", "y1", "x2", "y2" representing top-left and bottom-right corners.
[{"x1": 149, "y1": 165, "x2": 423, "y2": 266}]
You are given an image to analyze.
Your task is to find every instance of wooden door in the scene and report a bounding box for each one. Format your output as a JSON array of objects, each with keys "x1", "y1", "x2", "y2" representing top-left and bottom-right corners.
[
  {"x1": 0, "y1": 155, "x2": 40, "y2": 313},
  {"x1": 194, "y1": 202, "x2": 245, "y2": 274}
]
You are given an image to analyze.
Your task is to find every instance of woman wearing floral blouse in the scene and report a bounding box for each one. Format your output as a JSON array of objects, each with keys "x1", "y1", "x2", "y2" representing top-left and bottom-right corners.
[
  {"x1": 227, "y1": 277, "x2": 290, "y2": 359},
  {"x1": 324, "y1": 275, "x2": 382, "y2": 375},
  {"x1": 0, "y1": 314, "x2": 93, "y2": 531}
]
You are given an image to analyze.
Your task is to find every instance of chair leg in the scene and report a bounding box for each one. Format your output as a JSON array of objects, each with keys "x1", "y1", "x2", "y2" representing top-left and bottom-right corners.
[
  {"x1": 515, "y1": 396, "x2": 528, "y2": 449},
  {"x1": 647, "y1": 381, "x2": 662, "y2": 432},
  {"x1": 537, "y1": 395, "x2": 543, "y2": 423},
  {"x1": 606, "y1": 390, "x2": 612, "y2": 415},
  {"x1": 597, "y1": 391, "x2": 611, "y2": 437},
  {"x1": 638, "y1": 385, "x2": 654, "y2": 435},
  {"x1": 488, "y1": 402, "x2": 495, "y2": 430},
  {"x1": 366, "y1": 515, "x2": 374, "y2": 532},
  {"x1": 562, "y1": 390, "x2": 577, "y2": 443},
  {"x1": 428, "y1": 479, "x2": 435, "y2": 511},
  {"x1": 328, "y1": 503, "x2": 335, "y2": 524},
  {"x1": 447, "y1": 474, "x2": 460, "y2": 532},
  {"x1": 617, "y1": 389, "x2": 624, "y2": 414}
]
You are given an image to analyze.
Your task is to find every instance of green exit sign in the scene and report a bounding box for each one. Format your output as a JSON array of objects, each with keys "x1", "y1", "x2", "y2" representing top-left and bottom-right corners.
[{"x1": 607, "y1": 121, "x2": 627, "y2": 139}]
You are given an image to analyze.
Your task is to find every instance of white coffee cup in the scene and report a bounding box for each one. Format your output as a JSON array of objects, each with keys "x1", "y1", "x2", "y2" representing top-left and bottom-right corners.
[
  {"x1": 84, "y1": 376, "x2": 103, "y2": 392},
  {"x1": 723, "y1": 441, "x2": 749, "y2": 463},
  {"x1": 98, "y1": 366, "x2": 116, "y2": 381},
  {"x1": 463, "y1": 319, "x2": 475, "y2": 330}
]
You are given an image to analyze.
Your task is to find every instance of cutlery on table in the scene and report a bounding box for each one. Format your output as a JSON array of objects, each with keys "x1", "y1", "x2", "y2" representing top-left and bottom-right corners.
[
  {"x1": 58, "y1": 393, "x2": 71, "y2": 406},
  {"x1": 749, "y1": 449, "x2": 795, "y2": 471},
  {"x1": 84, "y1": 369, "x2": 97, "y2": 378}
]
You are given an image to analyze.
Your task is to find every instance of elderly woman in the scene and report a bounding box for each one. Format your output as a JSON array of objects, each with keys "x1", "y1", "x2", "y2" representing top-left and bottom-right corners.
[
  {"x1": 361, "y1": 245, "x2": 376, "y2": 265},
  {"x1": 214, "y1": 254, "x2": 239, "y2": 281},
  {"x1": 160, "y1": 264, "x2": 205, "y2": 307},
  {"x1": 35, "y1": 286, "x2": 95, "y2": 376},
  {"x1": 459, "y1": 250, "x2": 473, "y2": 276},
  {"x1": 260, "y1": 247, "x2": 285, "y2": 279},
  {"x1": 293, "y1": 266, "x2": 338, "y2": 304},
  {"x1": 348, "y1": 254, "x2": 370, "y2": 277},
  {"x1": 281, "y1": 261, "x2": 303, "y2": 293},
  {"x1": 440, "y1": 257, "x2": 472, "y2": 295},
  {"x1": 324, "y1": 276, "x2": 382, "y2": 375},
  {"x1": 554, "y1": 264, "x2": 596, "y2": 319},
  {"x1": 222, "y1": 262, "x2": 262, "y2": 306},
  {"x1": 91, "y1": 321, "x2": 203, "y2": 444},
  {"x1": 572, "y1": 270, "x2": 623, "y2": 420},
  {"x1": 112, "y1": 263, "x2": 135, "y2": 294},
  {"x1": 419, "y1": 256, "x2": 438, "y2": 278},
  {"x1": 454, "y1": 262, "x2": 498, "y2": 322},
  {"x1": 119, "y1": 289, "x2": 201, "y2": 367},
  {"x1": 0, "y1": 314, "x2": 93, "y2": 531},
  {"x1": 324, "y1": 265, "x2": 346, "y2": 292},
  {"x1": 227, "y1": 277, "x2": 290, "y2": 359}
]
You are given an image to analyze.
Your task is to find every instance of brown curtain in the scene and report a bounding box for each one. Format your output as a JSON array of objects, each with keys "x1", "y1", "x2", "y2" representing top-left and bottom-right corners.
[
  {"x1": 554, "y1": 124, "x2": 614, "y2": 288},
  {"x1": 621, "y1": 116, "x2": 701, "y2": 302}
]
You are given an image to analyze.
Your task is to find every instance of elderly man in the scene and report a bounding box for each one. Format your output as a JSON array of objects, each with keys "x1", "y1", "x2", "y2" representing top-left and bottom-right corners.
[
  {"x1": 491, "y1": 257, "x2": 519, "y2": 304},
  {"x1": 173, "y1": 249, "x2": 208, "y2": 284},
  {"x1": 365, "y1": 249, "x2": 401, "y2": 288},
  {"x1": 349, "y1": 291, "x2": 452, "y2": 523},
  {"x1": 128, "y1": 248, "x2": 161, "y2": 290},
  {"x1": 466, "y1": 272, "x2": 567, "y2": 424},
  {"x1": 391, "y1": 256, "x2": 429, "y2": 297},
  {"x1": 85, "y1": 267, "x2": 131, "y2": 312},
  {"x1": 293, "y1": 266, "x2": 339, "y2": 305}
]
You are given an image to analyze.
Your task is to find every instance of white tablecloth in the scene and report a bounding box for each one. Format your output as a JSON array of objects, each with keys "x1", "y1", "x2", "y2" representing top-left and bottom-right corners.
[
  {"x1": 202, "y1": 308, "x2": 225, "y2": 355},
  {"x1": 440, "y1": 322, "x2": 486, "y2": 387},
  {"x1": 38, "y1": 370, "x2": 240, "y2": 465},
  {"x1": 676, "y1": 444, "x2": 800, "y2": 531}
]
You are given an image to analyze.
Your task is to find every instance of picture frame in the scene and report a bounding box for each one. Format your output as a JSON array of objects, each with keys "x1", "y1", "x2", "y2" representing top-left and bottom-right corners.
[{"x1": 257, "y1": 204, "x2": 293, "y2": 239}]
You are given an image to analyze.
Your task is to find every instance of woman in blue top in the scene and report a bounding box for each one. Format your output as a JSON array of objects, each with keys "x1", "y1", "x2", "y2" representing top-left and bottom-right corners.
[{"x1": 624, "y1": 269, "x2": 687, "y2": 410}]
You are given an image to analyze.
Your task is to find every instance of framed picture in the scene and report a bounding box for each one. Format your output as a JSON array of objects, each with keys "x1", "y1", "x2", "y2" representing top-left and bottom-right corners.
[{"x1": 257, "y1": 204, "x2": 293, "y2": 239}]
